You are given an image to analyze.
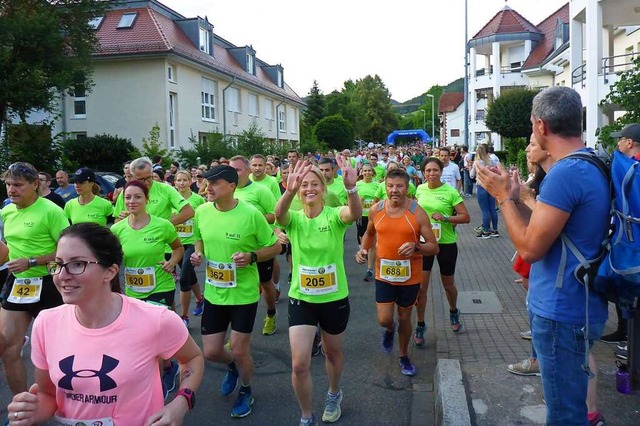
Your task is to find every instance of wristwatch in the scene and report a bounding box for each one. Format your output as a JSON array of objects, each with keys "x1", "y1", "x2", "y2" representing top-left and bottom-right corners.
[
  {"x1": 175, "y1": 388, "x2": 195, "y2": 410},
  {"x1": 28, "y1": 258, "x2": 38, "y2": 268},
  {"x1": 249, "y1": 252, "x2": 258, "y2": 265}
]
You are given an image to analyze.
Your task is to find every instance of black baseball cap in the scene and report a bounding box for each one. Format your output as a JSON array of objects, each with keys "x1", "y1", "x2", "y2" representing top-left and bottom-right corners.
[
  {"x1": 611, "y1": 123, "x2": 640, "y2": 143},
  {"x1": 202, "y1": 165, "x2": 238, "y2": 184},
  {"x1": 70, "y1": 167, "x2": 95, "y2": 183}
]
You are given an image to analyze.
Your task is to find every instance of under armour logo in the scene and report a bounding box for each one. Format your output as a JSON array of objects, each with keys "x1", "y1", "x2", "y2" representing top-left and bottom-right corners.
[{"x1": 58, "y1": 355, "x2": 119, "y2": 392}]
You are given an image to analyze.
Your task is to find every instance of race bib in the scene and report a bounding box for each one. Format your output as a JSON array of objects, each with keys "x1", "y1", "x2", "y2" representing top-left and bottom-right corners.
[
  {"x1": 206, "y1": 261, "x2": 237, "y2": 288},
  {"x1": 8, "y1": 277, "x2": 43, "y2": 304},
  {"x1": 432, "y1": 223, "x2": 442, "y2": 242},
  {"x1": 379, "y1": 259, "x2": 411, "y2": 283},
  {"x1": 299, "y1": 264, "x2": 338, "y2": 295},
  {"x1": 363, "y1": 198, "x2": 374, "y2": 210},
  {"x1": 51, "y1": 416, "x2": 114, "y2": 426},
  {"x1": 124, "y1": 266, "x2": 156, "y2": 293},
  {"x1": 175, "y1": 219, "x2": 194, "y2": 238}
]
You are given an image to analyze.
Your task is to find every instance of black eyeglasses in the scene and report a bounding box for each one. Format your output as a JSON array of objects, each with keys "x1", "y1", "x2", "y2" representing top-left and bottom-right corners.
[
  {"x1": 47, "y1": 260, "x2": 104, "y2": 276},
  {"x1": 137, "y1": 176, "x2": 154, "y2": 183}
]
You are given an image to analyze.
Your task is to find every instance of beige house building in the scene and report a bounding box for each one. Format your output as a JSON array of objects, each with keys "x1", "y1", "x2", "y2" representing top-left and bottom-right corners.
[
  {"x1": 62, "y1": 0, "x2": 304, "y2": 151},
  {"x1": 466, "y1": 0, "x2": 640, "y2": 149}
]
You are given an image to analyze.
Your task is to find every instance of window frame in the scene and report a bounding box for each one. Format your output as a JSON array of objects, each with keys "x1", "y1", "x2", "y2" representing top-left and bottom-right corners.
[
  {"x1": 201, "y1": 77, "x2": 217, "y2": 122},
  {"x1": 117, "y1": 12, "x2": 137, "y2": 29}
]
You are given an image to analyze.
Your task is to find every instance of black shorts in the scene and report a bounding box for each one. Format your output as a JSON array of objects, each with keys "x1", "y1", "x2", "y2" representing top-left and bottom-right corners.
[
  {"x1": 257, "y1": 258, "x2": 274, "y2": 282},
  {"x1": 179, "y1": 244, "x2": 198, "y2": 292},
  {"x1": 375, "y1": 280, "x2": 420, "y2": 308},
  {"x1": 288, "y1": 297, "x2": 350, "y2": 335},
  {"x1": 280, "y1": 243, "x2": 287, "y2": 255},
  {"x1": 422, "y1": 243, "x2": 458, "y2": 276},
  {"x1": 1, "y1": 274, "x2": 63, "y2": 317},
  {"x1": 356, "y1": 216, "x2": 369, "y2": 241},
  {"x1": 140, "y1": 289, "x2": 175, "y2": 308},
  {"x1": 201, "y1": 301, "x2": 258, "y2": 334}
]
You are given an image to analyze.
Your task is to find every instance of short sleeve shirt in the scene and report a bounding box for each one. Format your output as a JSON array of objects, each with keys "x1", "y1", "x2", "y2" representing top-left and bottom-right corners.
[
  {"x1": 64, "y1": 196, "x2": 113, "y2": 226},
  {"x1": 113, "y1": 182, "x2": 188, "y2": 220},
  {"x1": 441, "y1": 163, "x2": 461, "y2": 189},
  {"x1": 174, "y1": 192, "x2": 205, "y2": 245},
  {"x1": 356, "y1": 181, "x2": 380, "y2": 216},
  {"x1": 415, "y1": 183, "x2": 463, "y2": 244},
  {"x1": 250, "y1": 174, "x2": 281, "y2": 201}
]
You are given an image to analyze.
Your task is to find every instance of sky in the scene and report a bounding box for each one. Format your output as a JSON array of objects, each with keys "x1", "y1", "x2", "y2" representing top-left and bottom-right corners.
[{"x1": 161, "y1": 0, "x2": 568, "y2": 103}]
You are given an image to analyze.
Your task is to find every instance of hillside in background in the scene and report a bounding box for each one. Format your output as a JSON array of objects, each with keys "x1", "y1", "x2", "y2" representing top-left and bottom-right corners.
[{"x1": 391, "y1": 77, "x2": 463, "y2": 114}]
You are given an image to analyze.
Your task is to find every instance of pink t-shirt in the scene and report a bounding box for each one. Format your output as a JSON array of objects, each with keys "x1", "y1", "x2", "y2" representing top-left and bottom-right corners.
[{"x1": 31, "y1": 294, "x2": 188, "y2": 425}]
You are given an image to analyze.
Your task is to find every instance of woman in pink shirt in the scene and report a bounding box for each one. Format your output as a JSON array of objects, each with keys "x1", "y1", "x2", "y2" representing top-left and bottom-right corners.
[{"x1": 7, "y1": 223, "x2": 204, "y2": 425}]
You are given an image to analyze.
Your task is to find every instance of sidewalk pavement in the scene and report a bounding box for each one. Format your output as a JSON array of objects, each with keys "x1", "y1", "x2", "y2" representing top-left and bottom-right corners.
[{"x1": 431, "y1": 194, "x2": 640, "y2": 425}]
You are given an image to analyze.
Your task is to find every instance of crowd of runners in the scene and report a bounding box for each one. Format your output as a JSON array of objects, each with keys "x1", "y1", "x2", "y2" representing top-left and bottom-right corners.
[
  {"x1": 0, "y1": 86, "x2": 616, "y2": 426},
  {"x1": 0, "y1": 139, "x2": 483, "y2": 425}
]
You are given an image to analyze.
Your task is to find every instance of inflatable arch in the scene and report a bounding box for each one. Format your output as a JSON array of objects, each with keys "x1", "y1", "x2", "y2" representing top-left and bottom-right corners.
[{"x1": 386, "y1": 129, "x2": 431, "y2": 145}]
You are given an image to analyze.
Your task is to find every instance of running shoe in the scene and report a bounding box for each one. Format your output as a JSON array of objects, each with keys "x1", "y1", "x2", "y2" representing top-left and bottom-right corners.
[
  {"x1": 322, "y1": 389, "x2": 343, "y2": 423},
  {"x1": 507, "y1": 358, "x2": 541, "y2": 376},
  {"x1": 614, "y1": 347, "x2": 628, "y2": 361},
  {"x1": 262, "y1": 313, "x2": 277, "y2": 335},
  {"x1": 489, "y1": 230, "x2": 500, "y2": 238},
  {"x1": 230, "y1": 390, "x2": 254, "y2": 418},
  {"x1": 275, "y1": 284, "x2": 281, "y2": 304},
  {"x1": 192, "y1": 298, "x2": 205, "y2": 316},
  {"x1": 181, "y1": 316, "x2": 190, "y2": 328},
  {"x1": 450, "y1": 309, "x2": 463, "y2": 332},
  {"x1": 312, "y1": 332, "x2": 323, "y2": 357},
  {"x1": 364, "y1": 269, "x2": 373, "y2": 282},
  {"x1": 288, "y1": 272, "x2": 292, "y2": 284},
  {"x1": 600, "y1": 330, "x2": 626, "y2": 344},
  {"x1": 161, "y1": 360, "x2": 180, "y2": 400},
  {"x1": 414, "y1": 324, "x2": 426, "y2": 347},
  {"x1": 381, "y1": 324, "x2": 395, "y2": 353},
  {"x1": 476, "y1": 232, "x2": 491, "y2": 239},
  {"x1": 589, "y1": 411, "x2": 606, "y2": 426},
  {"x1": 617, "y1": 342, "x2": 627, "y2": 351},
  {"x1": 520, "y1": 330, "x2": 532, "y2": 340},
  {"x1": 400, "y1": 357, "x2": 416, "y2": 376},
  {"x1": 220, "y1": 364, "x2": 239, "y2": 396},
  {"x1": 474, "y1": 225, "x2": 484, "y2": 233},
  {"x1": 299, "y1": 414, "x2": 317, "y2": 426}
]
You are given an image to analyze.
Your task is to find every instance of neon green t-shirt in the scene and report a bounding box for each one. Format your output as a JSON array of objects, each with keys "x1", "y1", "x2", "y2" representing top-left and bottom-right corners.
[
  {"x1": 250, "y1": 174, "x2": 281, "y2": 201},
  {"x1": 194, "y1": 200, "x2": 278, "y2": 305},
  {"x1": 235, "y1": 181, "x2": 276, "y2": 217},
  {"x1": 374, "y1": 181, "x2": 416, "y2": 199},
  {"x1": 280, "y1": 206, "x2": 351, "y2": 303},
  {"x1": 373, "y1": 164, "x2": 386, "y2": 182},
  {"x1": 64, "y1": 196, "x2": 113, "y2": 226},
  {"x1": 326, "y1": 179, "x2": 348, "y2": 206},
  {"x1": 174, "y1": 192, "x2": 205, "y2": 245},
  {"x1": 113, "y1": 181, "x2": 188, "y2": 220},
  {"x1": 288, "y1": 191, "x2": 342, "y2": 212},
  {"x1": 1, "y1": 198, "x2": 69, "y2": 278},
  {"x1": 415, "y1": 183, "x2": 464, "y2": 244},
  {"x1": 356, "y1": 180, "x2": 379, "y2": 216},
  {"x1": 110, "y1": 215, "x2": 179, "y2": 298}
]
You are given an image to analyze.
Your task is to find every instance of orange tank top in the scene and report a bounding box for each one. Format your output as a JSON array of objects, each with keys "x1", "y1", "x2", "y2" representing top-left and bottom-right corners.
[{"x1": 373, "y1": 200, "x2": 423, "y2": 285}]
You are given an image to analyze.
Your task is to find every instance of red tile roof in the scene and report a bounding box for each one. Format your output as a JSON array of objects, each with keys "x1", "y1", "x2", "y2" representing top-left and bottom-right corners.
[
  {"x1": 439, "y1": 93, "x2": 464, "y2": 113},
  {"x1": 472, "y1": 6, "x2": 541, "y2": 39},
  {"x1": 94, "y1": 6, "x2": 302, "y2": 104},
  {"x1": 522, "y1": 3, "x2": 570, "y2": 69}
]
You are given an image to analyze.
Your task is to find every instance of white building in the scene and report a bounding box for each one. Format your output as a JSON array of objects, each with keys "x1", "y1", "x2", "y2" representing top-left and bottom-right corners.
[{"x1": 438, "y1": 93, "x2": 465, "y2": 147}]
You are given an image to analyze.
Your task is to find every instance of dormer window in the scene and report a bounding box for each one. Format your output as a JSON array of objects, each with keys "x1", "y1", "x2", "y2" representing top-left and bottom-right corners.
[
  {"x1": 277, "y1": 69, "x2": 283, "y2": 88},
  {"x1": 199, "y1": 27, "x2": 210, "y2": 54},
  {"x1": 246, "y1": 53, "x2": 254, "y2": 75},
  {"x1": 117, "y1": 12, "x2": 137, "y2": 29},
  {"x1": 88, "y1": 16, "x2": 104, "y2": 30}
]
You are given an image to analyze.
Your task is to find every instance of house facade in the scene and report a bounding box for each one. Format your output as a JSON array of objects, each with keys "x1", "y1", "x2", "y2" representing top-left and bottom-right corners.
[
  {"x1": 62, "y1": 0, "x2": 304, "y2": 151},
  {"x1": 466, "y1": 1, "x2": 640, "y2": 150},
  {"x1": 438, "y1": 93, "x2": 465, "y2": 147}
]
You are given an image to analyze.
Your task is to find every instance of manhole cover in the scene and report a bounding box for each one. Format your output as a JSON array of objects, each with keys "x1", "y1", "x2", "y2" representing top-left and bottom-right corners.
[{"x1": 457, "y1": 291, "x2": 503, "y2": 314}]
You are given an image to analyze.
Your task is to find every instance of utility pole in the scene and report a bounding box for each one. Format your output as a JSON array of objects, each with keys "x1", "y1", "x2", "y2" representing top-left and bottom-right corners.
[{"x1": 464, "y1": 0, "x2": 469, "y2": 149}]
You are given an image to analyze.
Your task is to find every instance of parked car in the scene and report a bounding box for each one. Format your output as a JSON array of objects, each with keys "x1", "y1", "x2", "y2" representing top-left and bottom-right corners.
[{"x1": 95, "y1": 172, "x2": 122, "y2": 202}]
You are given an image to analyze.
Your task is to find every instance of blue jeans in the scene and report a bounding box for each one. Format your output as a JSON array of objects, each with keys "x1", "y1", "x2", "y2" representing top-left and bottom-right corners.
[
  {"x1": 476, "y1": 186, "x2": 498, "y2": 231},
  {"x1": 530, "y1": 311, "x2": 605, "y2": 425},
  {"x1": 463, "y1": 169, "x2": 473, "y2": 195}
]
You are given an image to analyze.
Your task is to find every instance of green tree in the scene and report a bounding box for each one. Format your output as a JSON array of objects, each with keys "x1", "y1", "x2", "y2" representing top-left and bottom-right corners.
[
  {"x1": 236, "y1": 123, "x2": 267, "y2": 157},
  {"x1": 2, "y1": 122, "x2": 59, "y2": 173},
  {"x1": 0, "y1": 0, "x2": 105, "y2": 124},
  {"x1": 352, "y1": 75, "x2": 398, "y2": 142},
  {"x1": 598, "y1": 56, "x2": 640, "y2": 150},
  {"x1": 314, "y1": 115, "x2": 354, "y2": 151},
  {"x1": 61, "y1": 134, "x2": 140, "y2": 172},
  {"x1": 141, "y1": 123, "x2": 174, "y2": 167},
  {"x1": 176, "y1": 131, "x2": 231, "y2": 167},
  {"x1": 303, "y1": 80, "x2": 325, "y2": 129}
]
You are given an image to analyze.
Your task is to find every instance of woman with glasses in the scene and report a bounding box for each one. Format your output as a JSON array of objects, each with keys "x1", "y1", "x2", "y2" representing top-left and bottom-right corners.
[
  {"x1": 7, "y1": 223, "x2": 203, "y2": 425},
  {"x1": 64, "y1": 168, "x2": 113, "y2": 226},
  {"x1": 173, "y1": 170, "x2": 206, "y2": 328}
]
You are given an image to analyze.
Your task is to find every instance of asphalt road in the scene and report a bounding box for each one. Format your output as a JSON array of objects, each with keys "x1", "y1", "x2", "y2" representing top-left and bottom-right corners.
[{"x1": 0, "y1": 226, "x2": 435, "y2": 425}]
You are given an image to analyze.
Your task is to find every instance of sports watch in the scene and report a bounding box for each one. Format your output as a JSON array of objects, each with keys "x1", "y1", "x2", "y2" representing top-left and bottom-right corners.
[
  {"x1": 28, "y1": 258, "x2": 38, "y2": 268},
  {"x1": 175, "y1": 388, "x2": 195, "y2": 410},
  {"x1": 249, "y1": 252, "x2": 258, "y2": 265}
]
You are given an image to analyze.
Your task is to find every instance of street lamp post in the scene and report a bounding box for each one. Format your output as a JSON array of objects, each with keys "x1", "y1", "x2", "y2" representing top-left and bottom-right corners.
[
  {"x1": 419, "y1": 109, "x2": 426, "y2": 132},
  {"x1": 426, "y1": 94, "x2": 435, "y2": 146}
]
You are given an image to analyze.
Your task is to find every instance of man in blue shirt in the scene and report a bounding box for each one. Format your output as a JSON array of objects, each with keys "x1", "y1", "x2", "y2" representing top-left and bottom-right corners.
[
  {"x1": 477, "y1": 86, "x2": 609, "y2": 425},
  {"x1": 54, "y1": 170, "x2": 77, "y2": 203}
]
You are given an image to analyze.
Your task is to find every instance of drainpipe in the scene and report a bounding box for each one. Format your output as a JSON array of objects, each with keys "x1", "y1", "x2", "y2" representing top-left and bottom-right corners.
[
  {"x1": 60, "y1": 91, "x2": 67, "y2": 138},
  {"x1": 276, "y1": 97, "x2": 285, "y2": 149},
  {"x1": 222, "y1": 77, "x2": 236, "y2": 140}
]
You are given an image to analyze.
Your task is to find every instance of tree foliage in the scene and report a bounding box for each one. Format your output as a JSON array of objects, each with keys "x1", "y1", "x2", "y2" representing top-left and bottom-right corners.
[
  {"x1": 236, "y1": 123, "x2": 267, "y2": 157},
  {"x1": 352, "y1": 75, "x2": 398, "y2": 142},
  {"x1": 485, "y1": 88, "x2": 539, "y2": 139},
  {"x1": 303, "y1": 81, "x2": 325, "y2": 129},
  {"x1": 598, "y1": 56, "x2": 640, "y2": 150},
  {"x1": 0, "y1": 0, "x2": 105, "y2": 123},
  {"x1": 176, "y1": 131, "x2": 232, "y2": 167},
  {"x1": 314, "y1": 115, "x2": 354, "y2": 151},
  {"x1": 60, "y1": 134, "x2": 140, "y2": 172},
  {"x1": 141, "y1": 123, "x2": 174, "y2": 167},
  {"x1": 2, "y1": 122, "x2": 59, "y2": 173}
]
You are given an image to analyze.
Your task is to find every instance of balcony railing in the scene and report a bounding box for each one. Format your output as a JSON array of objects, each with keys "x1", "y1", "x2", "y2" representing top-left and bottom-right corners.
[
  {"x1": 572, "y1": 52, "x2": 636, "y2": 87},
  {"x1": 475, "y1": 65, "x2": 523, "y2": 77}
]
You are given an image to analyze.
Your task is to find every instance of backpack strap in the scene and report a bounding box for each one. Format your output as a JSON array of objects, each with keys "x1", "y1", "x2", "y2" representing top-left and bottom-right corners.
[{"x1": 563, "y1": 151, "x2": 610, "y2": 180}]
